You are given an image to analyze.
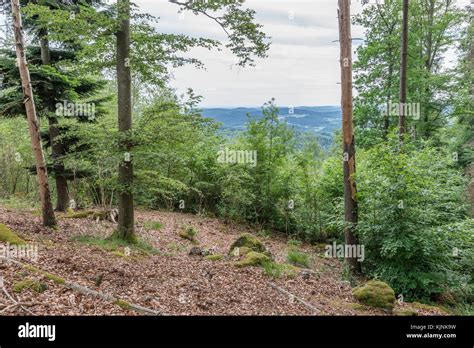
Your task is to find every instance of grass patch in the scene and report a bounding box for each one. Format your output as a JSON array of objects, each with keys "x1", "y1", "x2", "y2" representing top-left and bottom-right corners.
[
  {"x1": 21, "y1": 264, "x2": 66, "y2": 285},
  {"x1": 287, "y1": 239, "x2": 302, "y2": 248},
  {"x1": 72, "y1": 235, "x2": 159, "y2": 256},
  {"x1": 166, "y1": 242, "x2": 187, "y2": 253},
  {"x1": 256, "y1": 229, "x2": 272, "y2": 238},
  {"x1": 0, "y1": 224, "x2": 25, "y2": 245},
  {"x1": 262, "y1": 260, "x2": 298, "y2": 278},
  {"x1": 287, "y1": 249, "x2": 311, "y2": 268},
  {"x1": 13, "y1": 279, "x2": 48, "y2": 293},
  {"x1": 178, "y1": 226, "x2": 198, "y2": 242},
  {"x1": 143, "y1": 221, "x2": 164, "y2": 231},
  {"x1": 0, "y1": 196, "x2": 38, "y2": 210}
]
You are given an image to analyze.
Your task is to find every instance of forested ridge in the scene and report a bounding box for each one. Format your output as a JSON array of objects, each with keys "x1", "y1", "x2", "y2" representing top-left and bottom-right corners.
[{"x1": 0, "y1": 0, "x2": 472, "y2": 316}]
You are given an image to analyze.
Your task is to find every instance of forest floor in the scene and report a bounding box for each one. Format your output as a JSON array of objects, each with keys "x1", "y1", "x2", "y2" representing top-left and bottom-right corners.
[{"x1": 0, "y1": 205, "x2": 449, "y2": 316}]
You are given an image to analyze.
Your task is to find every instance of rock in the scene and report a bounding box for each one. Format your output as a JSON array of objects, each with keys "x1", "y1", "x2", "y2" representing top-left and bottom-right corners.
[
  {"x1": 301, "y1": 270, "x2": 311, "y2": 280},
  {"x1": 230, "y1": 246, "x2": 252, "y2": 257},
  {"x1": 352, "y1": 280, "x2": 396, "y2": 310},
  {"x1": 234, "y1": 251, "x2": 270, "y2": 268},
  {"x1": 189, "y1": 247, "x2": 213, "y2": 257},
  {"x1": 229, "y1": 233, "x2": 270, "y2": 257},
  {"x1": 0, "y1": 224, "x2": 25, "y2": 245},
  {"x1": 189, "y1": 247, "x2": 203, "y2": 256}
]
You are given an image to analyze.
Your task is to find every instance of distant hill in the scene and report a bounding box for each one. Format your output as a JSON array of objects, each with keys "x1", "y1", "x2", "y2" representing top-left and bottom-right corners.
[{"x1": 200, "y1": 106, "x2": 342, "y2": 147}]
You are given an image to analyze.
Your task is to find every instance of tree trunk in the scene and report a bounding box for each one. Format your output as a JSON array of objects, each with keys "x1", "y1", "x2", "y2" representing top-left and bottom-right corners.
[
  {"x1": 11, "y1": 0, "x2": 56, "y2": 227},
  {"x1": 384, "y1": 49, "x2": 394, "y2": 138},
  {"x1": 399, "y1": 0, "x2": 409, "y2": 139},
  {"x1": 338, "y1": 0, "x2": 360, "y2": 275},
  {"x1": 39, "y1": 28, "x2": 70, "y2": 212},
  {"x1": 116, "y1": 0, "x2": 135, "y2": 241}
]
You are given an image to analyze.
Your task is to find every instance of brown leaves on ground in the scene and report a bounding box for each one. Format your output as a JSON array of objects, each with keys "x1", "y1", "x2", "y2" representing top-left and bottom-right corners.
[{"x1": 0, "y1": 207, "x2": 448, "y2": 316}]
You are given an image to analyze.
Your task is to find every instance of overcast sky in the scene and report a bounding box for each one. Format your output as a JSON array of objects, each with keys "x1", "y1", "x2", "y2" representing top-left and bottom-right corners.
[
  {"x1": 1, "y1": 0, "x2": 470, "y2": 108},
  {"x1": 134, "y1": 0, "x2": 470, "y2": 108},
  {"x1": 136, "y1": 0, "x2": 367, "y2": 107}
]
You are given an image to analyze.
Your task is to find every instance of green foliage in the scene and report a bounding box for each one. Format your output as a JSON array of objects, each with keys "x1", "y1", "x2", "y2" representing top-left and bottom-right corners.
[
  {"x1": 287, "y1": 250, "x2": 311, "y2": 268},
  {"x1": 287, "y1": 239, "x2": 302, "y2": 248},
  {"x1": 143, "y1": 221, "x2": 164, "y2": 231},
  {"x1": 262, "y1": 260, "x2": 298, "y2": 279},
  {"x1": 353, "y1": 0, "x2": 466, "y2": 142},
  {"x1": 357, "y1": 138, "x2": 471, "y2": 300},
  {"x1": 72, "y1": 234, "x2": 158, "y2": 255},
  {"x1": 178, "y1": 226, "x2": 198, "y2": 243},
  {"x1": 13, "y1": 279, "x2": 48, "y2": 294}
]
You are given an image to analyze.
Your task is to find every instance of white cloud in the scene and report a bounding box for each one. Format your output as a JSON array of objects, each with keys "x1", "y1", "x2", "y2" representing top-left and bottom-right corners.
[{"x1": 134, "y1": 0, "x2": 367, "y2": 107}]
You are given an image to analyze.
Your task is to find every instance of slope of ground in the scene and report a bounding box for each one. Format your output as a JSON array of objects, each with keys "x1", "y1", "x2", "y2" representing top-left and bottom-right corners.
[{"x1": 0, "y1": 206, "x2": 448, "y2": 316}]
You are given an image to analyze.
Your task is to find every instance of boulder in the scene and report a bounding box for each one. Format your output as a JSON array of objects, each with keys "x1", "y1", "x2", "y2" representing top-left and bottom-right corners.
[
  {"x1": 234, "y1": 251, "x2": 270, "y2": 268},
  {"x1": 230, "y1": 246, "x2": 252, "y2": 257},
  {"x1": 352, "y1": 280, "x2": 396, "y2": 310},
  {"x1": 229, "y1": 233, "x2": 270, "y2": 257}
]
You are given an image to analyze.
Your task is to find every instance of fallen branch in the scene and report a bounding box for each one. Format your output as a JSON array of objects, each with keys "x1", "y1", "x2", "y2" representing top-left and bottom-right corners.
[
  {"x1": 1, "y1": 284, "x2": 35, "y2": 314},
  {"x1": 0, "y1": 302, "x2": 42, "y2": 314},
  {"x1": 1, "y1": 257, "x2": 165, "y2": 316},
  {"x1": 269, "y1": 282, "x2": 321, "y2": 315}
]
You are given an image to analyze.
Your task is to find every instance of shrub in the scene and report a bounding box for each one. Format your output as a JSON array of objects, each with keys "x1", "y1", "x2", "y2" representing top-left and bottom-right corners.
[{"x1": 357, "y1": 140, "x2": 471, "y2": 300}]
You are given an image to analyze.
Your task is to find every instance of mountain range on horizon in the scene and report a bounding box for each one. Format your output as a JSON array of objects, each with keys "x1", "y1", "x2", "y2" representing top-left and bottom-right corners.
[{"x1": 200, "y1": 106, "x2": 342, "y2": 147}]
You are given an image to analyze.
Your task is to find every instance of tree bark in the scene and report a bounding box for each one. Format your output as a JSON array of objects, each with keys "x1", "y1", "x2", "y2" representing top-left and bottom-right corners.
[
  {"x1": 116, "y1": 0, "x2": 135, "y2": 241},
  {"x1": 11, "y1": 0, "x2": 56, "y2": 227},
  {"x1": 39, "y1": 28, "x2": 70, "y2": 212},
  {"x1": 399, "y1": 0, "x2": 409, "y2": 139},
  {"x1": 338, "y1": 0, "x2": 360, "y2": 275}
]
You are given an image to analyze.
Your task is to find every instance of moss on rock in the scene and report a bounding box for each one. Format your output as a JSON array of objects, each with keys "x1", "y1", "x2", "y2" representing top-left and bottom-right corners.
[
  {"x1": 229, "y1": 233, "x2": 268, "y2": 255},
  {"x1": 234, "y1": 251, "x2": 270, "y2": 268},
  {"x1": 205, "y1": 254, "x2": 225, "y2": 261},
  {"x1": 0, "y1": 224, "x2": 25, "y2": 245},
  {"x1": 393, "y1": 307, "x2": 418, "y2": 316},
  {"x1": 410, "y1": 302, "x2": 451, "y2": 314},
  {"x1": 114, "y1": 299, "x2": 132, "y2": 310},
  {"x1": 230, "y1": 246, "x2": 253, "y2": 257},
  {"x1": 64, "y1": 211, "x2": 94, "y2": 219},
  {"x1": 352, "y1": 280, "x2": 396, "y2": 310},
  {"x1": 13, "y1": 279, "x2": 48, "y2": 294}
]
